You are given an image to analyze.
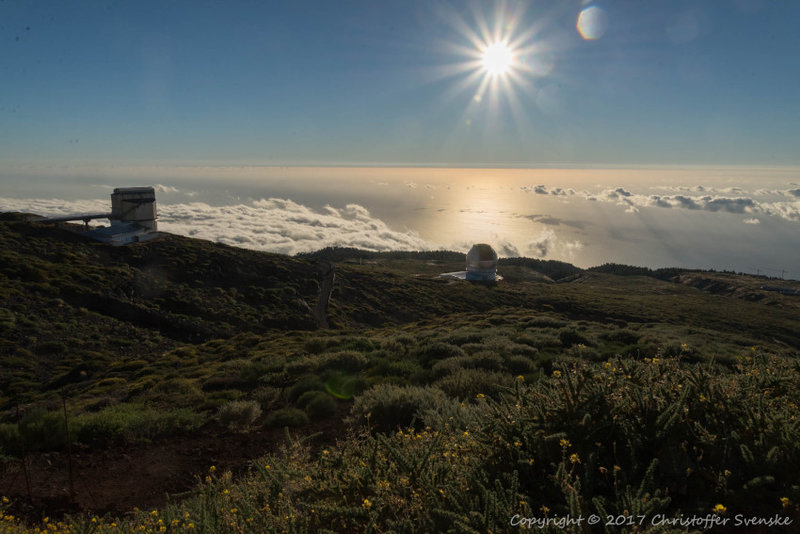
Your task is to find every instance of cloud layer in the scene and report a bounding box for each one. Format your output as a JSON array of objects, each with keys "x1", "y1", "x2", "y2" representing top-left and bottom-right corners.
[
  {"x1": 0, "y1": 197, "x2": 433, "y2": 255},
  {"x1": 520, "y1": 184, "x2": 800, "y2": 221}
]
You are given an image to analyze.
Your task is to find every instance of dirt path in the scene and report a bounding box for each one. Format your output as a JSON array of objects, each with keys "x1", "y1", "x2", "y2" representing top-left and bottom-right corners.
[{"x1": 0, "y1": 407, "x2": 349, "y2": 521}]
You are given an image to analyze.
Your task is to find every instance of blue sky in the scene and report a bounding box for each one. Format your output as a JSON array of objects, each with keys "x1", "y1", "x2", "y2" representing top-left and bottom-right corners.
[{"x1": 2, "y1": 0, "x2": 800, "y2": 168}]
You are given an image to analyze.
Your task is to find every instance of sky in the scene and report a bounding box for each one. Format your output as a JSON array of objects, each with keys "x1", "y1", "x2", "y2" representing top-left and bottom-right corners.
[
  {"x1": 2, "y1": 0, "x2": 800, "y2": 168},
  {"x1": 1, "y1": 1, "x2": 799, "y2": 277}
]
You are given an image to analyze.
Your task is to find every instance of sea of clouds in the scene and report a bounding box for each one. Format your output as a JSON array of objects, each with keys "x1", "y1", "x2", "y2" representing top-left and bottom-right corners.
[
  {"x1": 1, "y1": 182, "x2": 799, "y2": 266},
  {"x1": 0, "y1": 195, "x2": 432, "y2": 255}
]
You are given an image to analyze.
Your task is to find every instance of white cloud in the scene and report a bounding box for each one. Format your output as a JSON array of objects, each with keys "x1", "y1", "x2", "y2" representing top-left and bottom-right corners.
[
  {"x1": 154, "y1": 184, "x2": 180, "y2": 193},
  {"x1": 744, "y1": 218, "x2": 760, "y2": 225},
  {"x1": 525, "y1": 229, "x2": 583, "y2": 260},
  {"x1": 0, "y1": 197, "x2": 435, "y2": 255}
]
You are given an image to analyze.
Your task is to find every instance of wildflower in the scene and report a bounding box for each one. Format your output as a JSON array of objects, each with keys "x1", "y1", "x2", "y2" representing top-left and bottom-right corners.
[
  {"x1": 516, "y1": 375, "x2": 525, "y2": 382},
  {"x1": 378, "y1": 480, "x2": 390, "y2": 489},
  {"x1": 209, "y1": 465, "x2": 216, "y2": 473},
  {"x1": 476, "y1": 393, "x2": 485, "y2": 399},
  {"x1": 205, "y1": 475, "x2": 212, "y2": 483},
  {"x1": 603, "y1": 362, "x2": 612, "y2": 369},
  {"x1": 613, "y1": 465, "x2": 621, "y2": 472},
  {"x1": 322, "y1": 449, "x2": 329, "y2": 455},
  {"x1": 781, "y1": 497, "x2": 791, "y2": 508},
  {"x1": 264, "y1": 464, "x2": 271, "y2": 470},
  {"x1": 230, "y1": 508, "x2": 238, "y2": 514},
  {"x1": 552, "y1": 370, "x2": 562, "y2": 377},
  {"x1": 713, "y1": 504, "x2": 727, "y2": 515},
  {"x1": 559, "y1": 439, "x2": 571, "y2": 448},
  {"x1": 723, "y1": 469, "x2": 731, "y2": 477},
  {"x1": 1, "y1": 497, "x2": 8, "y2": 504},
  {"x1": 681, "y1": 343, "x2": 689, "y2": 351},
  {"x1": 463, "y1": 430, "x2": 469, "y2": 436},
  {"x1": 599, "y1": 466, "x2": 608, "y2": 474},
  {"x1": 699, "y1": 394, "x2": 708, "y2": 402},
  {"x1": 304, "y1": 475, "x2": 312, "y2": 482},
  {"x1": 569, "y1": 453, "x2": 581, "y2": 464},
  {"x1": 362, "y1": 498, "x2": 372, "y2": 509},
  {"x1": 540, "y1": 506, "x2": 550, "y2": 514},
  {"x1": 222, "y1": 489, "x2": 230, "y2": 495},
  {"x1": 150, "y1": 510, "x2": 158, "y2": 517},
  {"x1": 514, "y1": 441, "x2": 522, "y2": 448}
]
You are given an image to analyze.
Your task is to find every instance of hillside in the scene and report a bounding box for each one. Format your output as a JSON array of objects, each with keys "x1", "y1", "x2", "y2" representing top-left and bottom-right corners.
[{"x1": 2, "y1": 214, "x2": 800, "y2": 532}]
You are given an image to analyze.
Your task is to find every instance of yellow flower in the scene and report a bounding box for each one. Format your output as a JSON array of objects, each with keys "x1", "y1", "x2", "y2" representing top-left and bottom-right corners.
[
  {"x1": 516, "y1": 375, "x2": 525, "y2": 382},
  {"x1": 613, "y1": 465, "x2": 621, "y2": 472},
  {"x1": 723, "y1": 469, "x2": 731, "y2": 477},
  {"x1": 209, "y1": 465, "x2": 216, "y2": 473},
  {"x1": 681, "y1": 343, "x2": 689, "y2": 351},
  {"x1": 603, "y1": 362, "x2": 612, "y2": 369},
  {"x1": 322, "y1": 449, "x2": 329, "y2": 455},
  {"x1": 559, "y1": 439, "x2": 571, "y2": 448},
  {"x1": 552, "y1": 370, "x2": 562, "y2": 377},
  {"x1": 476, "y1": 393, "x2": 485, "y2": 399},
  {"x1": 463, "y1": 430, "x2": 469, "y2": 436},
  {"x1": 569, "y1": 453, "x2": 581, "y2": 464},
  {"x1": 150, "y1": 510, "x2": 158, "y2": 517},
  {"x1": 713, "y1": 504, "x2": 727, "y2": 515},
  {"x1": 699, "y1": 394, "x2": 708, "y2": 402},
  {"x1": 362, "y1": 498, "x2": 372, "y2": 509},
  {"x1": 781, "y1": 497, "x2": 791, "y2": 508},
  {"x1": 514, "y1": 441, "x2": 522, "y2": 448},
  {"x1": 222, "y1": 489, "x2": 230, "y2": 495}
]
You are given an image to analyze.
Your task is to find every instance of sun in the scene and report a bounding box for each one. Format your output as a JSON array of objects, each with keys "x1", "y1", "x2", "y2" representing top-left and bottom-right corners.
[{"x1": 482, "y1": 42, "x2": 513, "y2": 77}]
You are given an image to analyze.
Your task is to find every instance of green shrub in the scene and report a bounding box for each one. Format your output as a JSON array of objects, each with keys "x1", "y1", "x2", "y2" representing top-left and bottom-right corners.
[
  {"x1": 216, "y1": 400, "x2": 262, "y2": 432},
  {"x1": 349, "y1": 384, "x2": 450, "y2": 432},
  {"x1": 18, "y1": 408, "x2": 67, "y2": 452},
  {"x1": 415, "y1": 342, "x2": 465, "y2": 365},
  {"x1": 303, "y1": 392, "x2": 337, "y2": 420},
  {"x1": 74, "y1": 404, "x2": 202, "y2": 445},
  {"x1": 253, "y1": 386, "x2": 282, "y2": 409},
  {"x1": 433, "y1": 368, "x2": 513, "y2": 399},
  {"x1": 287, "y1": 376, "x2": 324, "y2": 403},
  {"x1": 0, "y1": 423, "x2": 20, "y2": 456},
  {"x1": 505, "y1": 354, "x2": 536, "y2": 374},
  {"x1": 558, "y1": 328, "x2": 592, "y2": 347},
  {"x1": 284, "y1": 355, "x2": 319, "y2": 376},
  {"x1": 431, "y1": 356, "x2": 472, "y2": 378},
  {"x1": 318, "y1": 350, "x2": 369, "y2": 373},
  {"x1": 265, "y1": 407, "x2": 309, "y2": 428}
]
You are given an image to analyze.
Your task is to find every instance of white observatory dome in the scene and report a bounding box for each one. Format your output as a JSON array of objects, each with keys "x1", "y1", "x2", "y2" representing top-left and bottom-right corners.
[{"x1": 465, "y1": 243, "x2": 498, "y2": 281}]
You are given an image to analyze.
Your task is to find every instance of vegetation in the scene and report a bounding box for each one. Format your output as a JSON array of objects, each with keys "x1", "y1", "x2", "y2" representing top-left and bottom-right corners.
[{"x1": 1, "y1": 214, "x2": 800, "y2": 532}]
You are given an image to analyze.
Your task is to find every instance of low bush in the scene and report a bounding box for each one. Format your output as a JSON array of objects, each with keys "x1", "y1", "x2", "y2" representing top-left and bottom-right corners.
[
  {"x1": 433, "y1": 368, "x2": 513, "y2": 399},
  {"x1": 265, "y1": 407, "x2": 309, "y2": 428},
  {"x1": 216, "y1": 400, "x2": 262, "y2": 432},
  {"x1": 303, "y1": 391, "x2": 337, "y2": 420},
  {"x1": 349, "y1": 384, "x2": 450, "y2": 432},
  {"x1": 287, "y1": 375, "x2": 324, "y2": 403}
]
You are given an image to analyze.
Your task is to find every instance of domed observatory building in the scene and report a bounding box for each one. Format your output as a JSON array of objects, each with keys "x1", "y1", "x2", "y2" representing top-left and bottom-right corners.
[{"x1": 465, "y1": 243, "x2": 498, "y2": 281}]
